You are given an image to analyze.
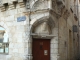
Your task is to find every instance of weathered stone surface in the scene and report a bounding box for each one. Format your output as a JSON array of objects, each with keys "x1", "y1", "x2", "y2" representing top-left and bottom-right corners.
[{"x1": 0, "y1": 0, "x2": 79, "y2": 60}]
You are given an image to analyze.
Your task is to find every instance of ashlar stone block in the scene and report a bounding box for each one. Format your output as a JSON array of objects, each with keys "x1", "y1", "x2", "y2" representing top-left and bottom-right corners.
[
  {"x1": 51, "y1": 48, "x2": 58, "y2": 54},
  {"x1": 6, "y1": 22, "x2": 14, "y2": 26},
  {"x1": 13, "y1": 49, "x2": 18, "y2": 53},
  {"x1": 14, "y1": 57, "x2": 23, "y2": 60},
  {"x1": 17, "y1": 37, "x2": 23, "y2": 43},
  {"x1": 18, "y1": 48, "x2": 24, "y2": 53},
  {"x1": 17, "y1": 7, "x2": 27, "y2": 13},
  {"x1": 16, "y1": 26, "x2": 25, "y2": 32}
]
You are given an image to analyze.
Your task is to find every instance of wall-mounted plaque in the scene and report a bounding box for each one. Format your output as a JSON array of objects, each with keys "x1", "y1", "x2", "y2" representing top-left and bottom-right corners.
[
  {"x1": 44, "y1": 50, "x2": 48, "y2": 55},
  {"x1": 17, "y1": 16, "x2": 26, "y2": 22}
]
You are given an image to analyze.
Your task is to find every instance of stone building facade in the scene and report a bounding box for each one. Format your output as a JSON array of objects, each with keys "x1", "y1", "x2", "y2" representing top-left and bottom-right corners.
[{"x1": 0, "y1": 0, "x2": 79, "y2": 60}]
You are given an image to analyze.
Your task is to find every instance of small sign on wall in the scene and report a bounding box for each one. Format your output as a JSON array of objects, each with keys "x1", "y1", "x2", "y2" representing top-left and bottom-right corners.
[
  {"x1": 17, "y1": 16, "x2": 26, "y2": 22},
  {"x1": 44, "y1": 50, "x2": 48, "y2": 55},
  {"x1": 73, "y1": 25, "x2": 77, "y2": 32}
]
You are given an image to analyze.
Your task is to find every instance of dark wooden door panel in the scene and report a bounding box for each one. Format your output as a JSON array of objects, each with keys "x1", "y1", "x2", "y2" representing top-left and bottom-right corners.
[{"x1": 32, "y1": 39, "x2": 50, "y2": 60}]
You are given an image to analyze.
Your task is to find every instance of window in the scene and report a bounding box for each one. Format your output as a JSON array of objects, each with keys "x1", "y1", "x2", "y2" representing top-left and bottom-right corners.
[{"x1": 0, "y1": 27, "x2": 9, "y2": 54}]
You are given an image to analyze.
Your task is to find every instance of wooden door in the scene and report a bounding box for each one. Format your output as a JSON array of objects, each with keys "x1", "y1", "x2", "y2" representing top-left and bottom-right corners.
[{"x1": 32, "y1": 39, "x2": 50, "y2": 60}]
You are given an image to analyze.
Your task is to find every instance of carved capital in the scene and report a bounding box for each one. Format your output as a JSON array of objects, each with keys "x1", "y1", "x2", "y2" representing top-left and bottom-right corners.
[
  {"x1": 57, "y1": 4, "x2": 65, "y2": 15},
  {"x1": 57, "y1": 0, "x2": 65, "y2": 15},
  {"x1": 50, "y1": 10, "x2": 61, "y2": 19},
  {"x1": 63, "y1": 10, "x2": 70, "y2": 20}
]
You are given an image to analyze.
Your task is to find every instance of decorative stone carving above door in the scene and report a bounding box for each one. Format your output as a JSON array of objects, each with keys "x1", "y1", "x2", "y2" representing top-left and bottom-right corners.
[
  {"x1": 34, "y1": 21, "x2": 51, "y2": 35},
  {"x1": 31, "y1": 16, "x2": 55, "y2": 38}
]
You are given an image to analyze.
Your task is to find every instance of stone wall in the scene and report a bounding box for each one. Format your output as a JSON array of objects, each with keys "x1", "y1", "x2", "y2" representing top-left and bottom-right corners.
[
  {"x1": 0, "y1": 0, "x2": 79, "y2": 60},
  {"x1": 0, "y1": 0, "x2": 52, "y2": 60},
  {"x1": 57, "y1": 0, "x2": 79, "y2": 60},
  {"x1": 0, "y1": 0, "x2": 28, "y2": 60}
]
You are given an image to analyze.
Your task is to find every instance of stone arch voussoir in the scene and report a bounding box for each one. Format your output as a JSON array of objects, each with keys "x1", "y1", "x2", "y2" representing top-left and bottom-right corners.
[{"x1": 0, "y1": 21, "x2": 9, "y2": 33}]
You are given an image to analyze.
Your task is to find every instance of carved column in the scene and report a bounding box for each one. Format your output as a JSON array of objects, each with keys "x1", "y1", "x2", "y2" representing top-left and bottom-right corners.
[
  {"x1": 27, "y1": 24, "x2": 33, "y2": 60},
  {"x1": 24, "y1": 15, "x2": 32, "y2": 60},
  {"x1": 28, "y1": 37, "x2": 33, "y2": 60}
]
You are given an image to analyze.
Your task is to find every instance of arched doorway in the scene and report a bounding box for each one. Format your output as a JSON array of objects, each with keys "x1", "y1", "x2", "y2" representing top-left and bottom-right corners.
[
  {"x1": 32, "y1": 21, "x2": 51, "y2": 60},
  {"x1": 30, "y1": 17, "x2": 58, "y2": 60}
]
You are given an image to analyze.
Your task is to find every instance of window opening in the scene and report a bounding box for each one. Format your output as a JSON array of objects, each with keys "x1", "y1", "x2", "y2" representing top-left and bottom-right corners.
[{"x1": 0, "y1": 27, "x2": 9, "y2": 54}]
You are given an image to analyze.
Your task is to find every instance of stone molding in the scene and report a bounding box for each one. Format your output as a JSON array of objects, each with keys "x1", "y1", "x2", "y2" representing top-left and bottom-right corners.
[
  {"x1": 8, "y1": 4, "x2": 15, "y2": 10},
  {"x1": 0, "y1": 5, "x2": 6, "y2": 12},
  {"x1": 18, "y1": 2, "x2": 25, "y2": 8},
  {"x1": 0, "y1": 0, "x2": 51, "y2": 12},
  {"x1": 0, "y1": 0, "x2": 26, "y2": 12},
  {"x1": 24, "y1": 9, "x2": 49, "y2": 16}
]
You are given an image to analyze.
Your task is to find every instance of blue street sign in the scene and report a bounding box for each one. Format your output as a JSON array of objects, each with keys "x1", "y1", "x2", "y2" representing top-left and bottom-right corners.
[{"x1": 17, "y1": 16, "x2": 26, "y2": 22}]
